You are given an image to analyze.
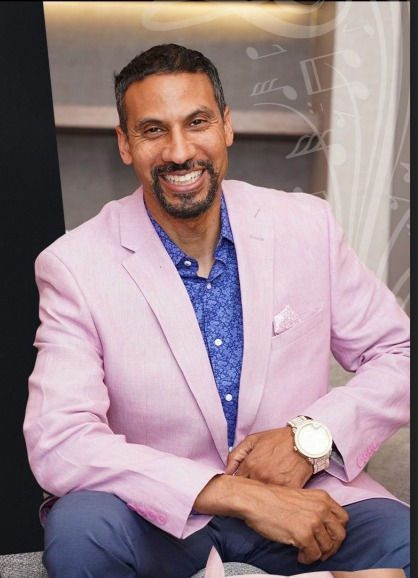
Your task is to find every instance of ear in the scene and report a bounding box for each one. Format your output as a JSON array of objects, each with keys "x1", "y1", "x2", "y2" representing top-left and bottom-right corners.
[
  {"x1": 115, "y1": 126, "x2": 133, "y2": 165},
  {"x1": 223, "y1": 106, "x2": 234, "y2": 148},
  {"x1": 204, "y1": 547, "x2": 225, "y2": 578}
]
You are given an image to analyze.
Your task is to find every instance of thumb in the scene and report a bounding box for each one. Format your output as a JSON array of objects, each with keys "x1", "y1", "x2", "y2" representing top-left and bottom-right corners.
[{"x1": 224, "y1": 438, "x2": 254, "y2": 475}]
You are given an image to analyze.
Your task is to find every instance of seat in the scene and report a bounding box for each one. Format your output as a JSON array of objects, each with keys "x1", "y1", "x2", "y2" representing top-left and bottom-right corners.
[{"x1": 0, "y1": 551, "x2": 266, "y2": 577}]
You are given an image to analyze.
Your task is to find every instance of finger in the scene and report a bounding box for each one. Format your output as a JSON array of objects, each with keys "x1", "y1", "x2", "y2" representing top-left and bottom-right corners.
[
  {"x1": 328, "y1": 502, "x2": 350, "y2": 526},
  {"x1": 297, "y1": 538, "x2": 323, "y2": 565},
  {"x1": 313, "y1": 523, "x2": 335, "y2": 560},
  {"x1": 323, "y1": 518, "x2": 347, "y2": 557},
  {"x1": 316, "y1": 492, "x2": 349, "y2": 526},
  {"x1": 304, "y1": 491, "x2": 348, "y2": 527},
  {"x1": 225, "y1": 441, "x2": 254, "y2": 475}
]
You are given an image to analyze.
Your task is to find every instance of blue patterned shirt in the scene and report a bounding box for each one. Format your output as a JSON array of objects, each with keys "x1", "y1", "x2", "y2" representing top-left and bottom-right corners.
[{"x1": 147, "y1": 196, "x2": 243, "y2": 449}]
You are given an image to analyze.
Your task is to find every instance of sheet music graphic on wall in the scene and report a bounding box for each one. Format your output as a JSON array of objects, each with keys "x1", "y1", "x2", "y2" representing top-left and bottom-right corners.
[
  {"x1": 389, "y1": 195, "x2": 410, "y2": 212},
  {"x1": 286, "y1": 134, "x2": 323, "y2": 159},
  {"x1": 400, "y1": 162, "x2": 410, "y2": 184},
  {"x1": 251, "y1": 78, "x2": 297, "y2": 100},
  {"x1": 334, "y1": 110, "x2": 355, "y2": 128},
  {"x1": 246, "y1": 43, "x2": 286, "y2": 60},
  {"x1": 300, "y1": 51, "x2": 369, "y2": 100},
  {"x1": 286, "y1": 132, "x2": 346, "y2": 166}
]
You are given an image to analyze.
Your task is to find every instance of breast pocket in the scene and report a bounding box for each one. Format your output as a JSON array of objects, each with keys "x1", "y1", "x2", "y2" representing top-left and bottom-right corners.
[{"x1": 271, "y1": 308, "x2": 325, "y2": 350}]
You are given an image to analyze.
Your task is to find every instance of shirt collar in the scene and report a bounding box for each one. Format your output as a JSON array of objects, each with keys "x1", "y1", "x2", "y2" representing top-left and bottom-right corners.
[
  {"x1": 147, "y1": 193, "x2": 234, "y2": 267},
  {"x1": 219, "y1": 194, "x2": 234, "y2": 244}
]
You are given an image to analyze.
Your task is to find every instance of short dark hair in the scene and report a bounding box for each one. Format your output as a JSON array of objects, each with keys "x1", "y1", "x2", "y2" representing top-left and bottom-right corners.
[{"x1": 114, "y1": 43, "x2": 226, "y2": 133}]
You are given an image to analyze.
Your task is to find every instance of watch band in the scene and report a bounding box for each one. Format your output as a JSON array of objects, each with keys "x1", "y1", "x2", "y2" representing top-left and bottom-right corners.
[
  {"x1": 310, "y1": 454, "x2": 330, "y2": 474},
  {"x1": 288, "y1": 415, "x2": 310, "y2": 429}
]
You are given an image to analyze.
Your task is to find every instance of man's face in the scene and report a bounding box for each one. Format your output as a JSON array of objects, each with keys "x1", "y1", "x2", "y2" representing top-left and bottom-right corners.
[{"x1": 116, "y1": 72, "x2": 233, "y2": 220}]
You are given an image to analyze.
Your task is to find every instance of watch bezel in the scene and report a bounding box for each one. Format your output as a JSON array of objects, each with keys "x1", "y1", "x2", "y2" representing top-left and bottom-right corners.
[{"x1": 294, "y1": 420, "x2": 333, "y2": 459}]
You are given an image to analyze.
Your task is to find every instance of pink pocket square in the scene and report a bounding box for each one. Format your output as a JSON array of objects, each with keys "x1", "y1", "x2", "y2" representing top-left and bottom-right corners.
[{"x1": 273, "y1": 305, "x2": 301, "y2": 336}]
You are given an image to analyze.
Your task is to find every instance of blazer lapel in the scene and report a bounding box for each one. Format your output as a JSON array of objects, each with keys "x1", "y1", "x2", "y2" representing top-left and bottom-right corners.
[
  {"x1": 223, "y1": 182, "x2": 274, "y2": 444},
  {"x1": 119, "y1": 189, "x2": 229, "y2": 462}
]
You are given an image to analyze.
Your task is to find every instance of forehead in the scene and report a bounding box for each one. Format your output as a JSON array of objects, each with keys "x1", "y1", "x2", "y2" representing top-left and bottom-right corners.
[{"x1": 123, "y1": 72, "x2": 219, "y2": 121}]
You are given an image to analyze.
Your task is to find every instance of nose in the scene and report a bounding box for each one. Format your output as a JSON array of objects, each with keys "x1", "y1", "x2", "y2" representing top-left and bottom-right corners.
[{"x1": 161, "y1": 127, "x2": 196, "y2": 165}]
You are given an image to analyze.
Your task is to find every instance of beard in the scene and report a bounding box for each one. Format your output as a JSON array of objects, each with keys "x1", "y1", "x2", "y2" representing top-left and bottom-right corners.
[{"x1": 150, "y1": 160, "x2": 220, "y2": 219}]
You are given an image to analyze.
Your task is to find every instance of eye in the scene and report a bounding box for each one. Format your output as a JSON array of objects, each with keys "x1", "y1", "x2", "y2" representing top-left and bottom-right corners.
[
  {"x1": 144, "y1": 126, "x2": 164, "y2": 136},
  {"x1": 190, "y1": 118, "x2": 208, "y2": 127}
]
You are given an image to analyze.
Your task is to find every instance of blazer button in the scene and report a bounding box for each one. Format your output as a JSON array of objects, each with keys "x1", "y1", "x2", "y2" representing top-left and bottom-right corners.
[
  {"x1": 157, "y1": 514, "x2": 167, "y2": 526},
  {"x1": 356, "y1": 453, "x2": 366, "y2": 468}
]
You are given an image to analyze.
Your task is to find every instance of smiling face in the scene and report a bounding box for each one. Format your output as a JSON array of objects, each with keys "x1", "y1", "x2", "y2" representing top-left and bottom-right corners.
[{"x1": 116, "y1": 72, "x2": 233, "y2": 221}]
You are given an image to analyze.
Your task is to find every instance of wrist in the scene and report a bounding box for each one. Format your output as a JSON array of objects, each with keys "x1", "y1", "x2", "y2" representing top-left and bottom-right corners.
[{"x1": 193, "y1": 474, "x2": 264, "y2": 520}]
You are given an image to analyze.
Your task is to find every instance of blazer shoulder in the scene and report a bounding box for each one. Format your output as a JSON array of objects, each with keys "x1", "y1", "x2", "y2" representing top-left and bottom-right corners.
[
  {"x1": 223, "y1": 179, "x2": 329, "y2": 217},
  {"x1": 35, "y1": 190, "x2": 139, "y2": 265}
]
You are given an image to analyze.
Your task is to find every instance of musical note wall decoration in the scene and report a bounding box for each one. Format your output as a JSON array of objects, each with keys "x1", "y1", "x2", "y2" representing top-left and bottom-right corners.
[
  {"x1": 400, "y1": 162, "x2": 410, "y2": 184},
  {"x1": 300, "y1": 50, "x2": 369, "y2": 100},
  {"x1": 251, "y1": 78, "x2": 297, "y2": 100},
  {"x1": 389, "y1": 195, "x2": 409, "y2": 212},
  {"x1": 246, "y1": 44, "x2": 286, "y2": 60},
  {"x1": 286, "y1": 132, "x2": 346, "y2": 166},
  {"x1": 307, "y1": 101, "x2": 325, "y2": 116},
  {"x1": 335, "y1": 110, "x2": 355, "y2": 128},
  {"x1": 286, "y1": 134, "x2": 325, "y2": 159}
]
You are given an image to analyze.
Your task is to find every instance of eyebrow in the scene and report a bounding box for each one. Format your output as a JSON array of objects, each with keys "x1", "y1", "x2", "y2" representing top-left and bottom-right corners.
[{"x1": 132, "y1": 106, "x2": 217, "y2": 133}]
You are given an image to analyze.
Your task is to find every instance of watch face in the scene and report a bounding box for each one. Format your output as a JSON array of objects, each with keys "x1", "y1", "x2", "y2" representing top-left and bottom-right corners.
[{"x1": 295, "y1": 421, "x2": 332, "y2": 458}]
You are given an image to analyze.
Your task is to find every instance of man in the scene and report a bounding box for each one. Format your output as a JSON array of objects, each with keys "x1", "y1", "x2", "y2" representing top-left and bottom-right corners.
[{"x1": 24, "y1": 44, "x2": 409, "y2": 577}]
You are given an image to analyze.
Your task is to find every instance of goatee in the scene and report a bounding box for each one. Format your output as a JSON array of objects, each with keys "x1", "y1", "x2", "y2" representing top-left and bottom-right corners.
[{"x1": 151, "y1": 160, "x2": 219, "y2": 219}]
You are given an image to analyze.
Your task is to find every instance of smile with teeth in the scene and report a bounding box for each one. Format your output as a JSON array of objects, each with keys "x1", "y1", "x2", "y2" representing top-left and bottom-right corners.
[{"x1": 163, "y1": 170, "x2": 203, "y2": 185}]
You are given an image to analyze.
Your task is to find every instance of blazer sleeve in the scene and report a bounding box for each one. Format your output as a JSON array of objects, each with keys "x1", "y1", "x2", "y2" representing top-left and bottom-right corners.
[
  {"x1": 302, "y1": 201, "x2": 410, "y2": 482},
  {"x1": 23, "y1": 249, "x2": 223, "y2": 539}
]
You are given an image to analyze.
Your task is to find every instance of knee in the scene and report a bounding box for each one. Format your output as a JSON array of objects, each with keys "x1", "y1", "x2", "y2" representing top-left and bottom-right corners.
[
  {"x1": 43, "y1": 490, "x2": 137, "y2": 571},
  {"x1": 367, "y1": 500, "x2": 410, "y2": 574},
  {"x1": 343, "y1": 498, "x2": 410, "y2": 575},
  {"x1": 377, "y1": 501, "x2": 410, "y2": 554}
]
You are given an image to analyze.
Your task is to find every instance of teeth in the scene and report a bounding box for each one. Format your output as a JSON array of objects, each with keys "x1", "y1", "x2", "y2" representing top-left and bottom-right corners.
[{"x1": 164, "y1": 170, "x2": 202, "y2": 185}]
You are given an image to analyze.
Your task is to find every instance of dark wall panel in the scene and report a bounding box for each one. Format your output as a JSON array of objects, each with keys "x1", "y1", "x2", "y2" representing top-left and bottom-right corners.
[{"x1": 0, "y1": 3, "x2": 65, "y2": 554}]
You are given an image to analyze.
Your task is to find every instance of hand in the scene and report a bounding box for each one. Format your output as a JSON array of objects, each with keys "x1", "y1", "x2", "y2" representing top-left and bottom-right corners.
[
  {"x1": 194, "y1": 475, "x2": 349, "y2": 565},
  {"x1": 225, "y1": 427, "x2": 313, "y2": 488},
  {"x1": 244, "y1": 484, "x2": 349, "y2": 564}
]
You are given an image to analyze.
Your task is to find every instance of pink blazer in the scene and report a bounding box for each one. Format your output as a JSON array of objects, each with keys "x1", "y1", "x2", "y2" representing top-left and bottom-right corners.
[{"x1": 24, "y1": 180, "x2": 410, "y2": 539}]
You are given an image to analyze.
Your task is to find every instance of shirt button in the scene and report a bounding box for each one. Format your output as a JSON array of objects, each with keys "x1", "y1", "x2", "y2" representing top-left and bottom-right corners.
[
  {"x1": 229, "y1": 446, "x2": 233, "y2": 452},
  {"x1": 225, "y1": 393, "x2": 233, "y2": 401},
  {"x1": 206, "y1": 282, "x2": 212, "y2": 289},
  {"x1": 214, "y1": 338, "x2": 223, "y2": 346},
  {"x1": 184, "y1": 260, "x2": 192, "y2": 267}
]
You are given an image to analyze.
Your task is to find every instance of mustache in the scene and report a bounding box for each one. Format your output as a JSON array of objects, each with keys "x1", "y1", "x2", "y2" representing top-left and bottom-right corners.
[{"x1": 151, "y1": 160, "x2": 214, "y2": 179}]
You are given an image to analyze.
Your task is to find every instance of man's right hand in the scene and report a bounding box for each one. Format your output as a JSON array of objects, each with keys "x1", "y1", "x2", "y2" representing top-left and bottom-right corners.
[{"x1": 193, "y1": 475, "x2": 349, "y2": 565}]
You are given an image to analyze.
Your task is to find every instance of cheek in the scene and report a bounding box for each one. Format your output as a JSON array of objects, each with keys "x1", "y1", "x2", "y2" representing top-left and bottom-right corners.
[
  {"x1": 131, "y1": 149, "x2": 158, "y2": 175},
  {"x1": 198, "y1": 140, "x2": 228, "y2": 167}
]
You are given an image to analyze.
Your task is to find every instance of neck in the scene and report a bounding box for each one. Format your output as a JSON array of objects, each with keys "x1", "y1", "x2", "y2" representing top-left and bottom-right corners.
[{"x1": 145, "y1": 192, "x2": 222, "y2": 269}]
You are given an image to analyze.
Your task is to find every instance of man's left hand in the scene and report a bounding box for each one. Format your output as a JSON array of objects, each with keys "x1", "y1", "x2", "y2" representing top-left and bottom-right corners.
[{"x1": 225, "y1": 427, "x2": 313, "y2": 488}]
